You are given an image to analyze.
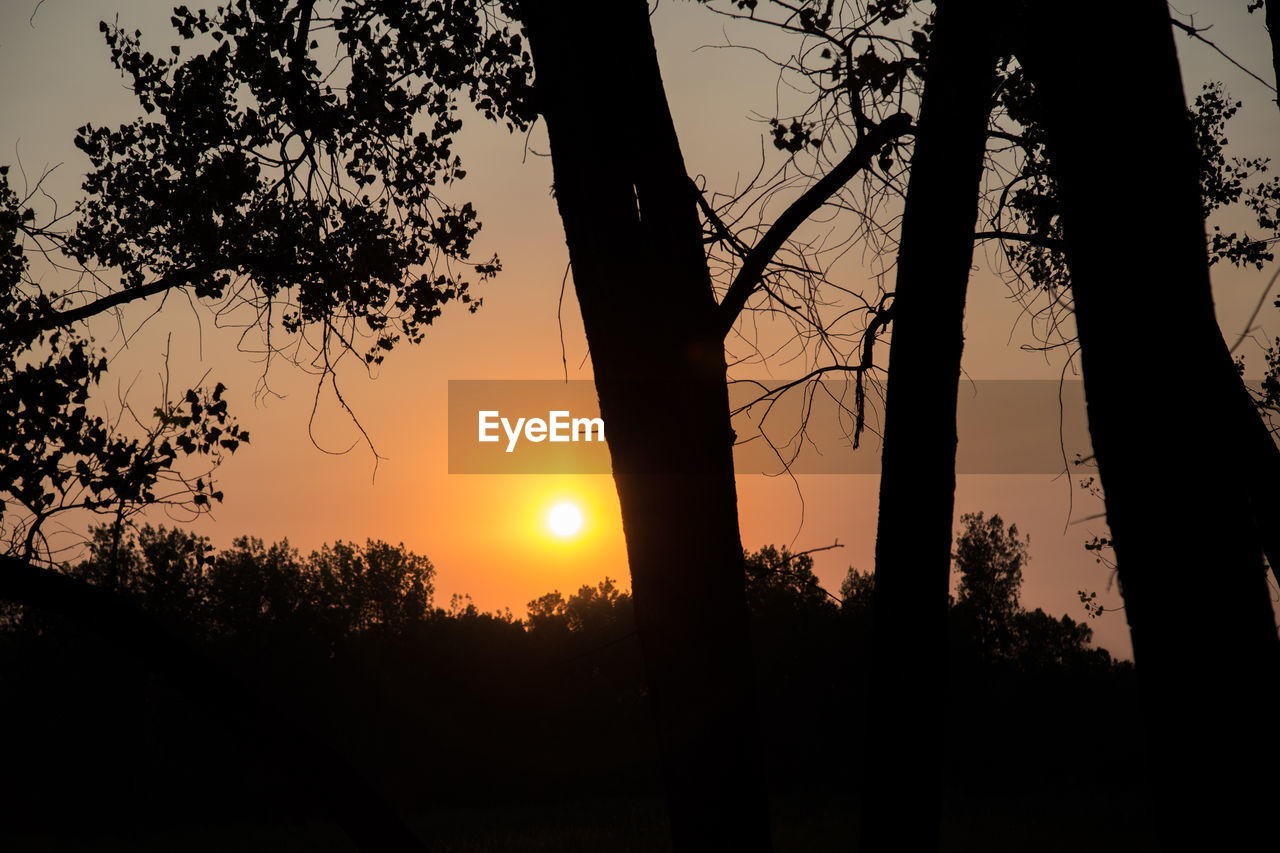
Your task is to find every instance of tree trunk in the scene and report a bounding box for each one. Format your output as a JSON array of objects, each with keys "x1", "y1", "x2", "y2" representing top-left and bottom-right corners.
[
  {"x1": 1246, "y1": 0, "x2": 1280, "y2": 586},
  {"x1": 520, "y1": 3, "x2": 770, "y2": 849},
  {"x1": 1019, "y1": 0, "x2": 1280, "y2": 846},
  {"x1": 860, "y1": 3, "x2": 998, "y2": 850},
  {"x1": 1239, "y1": 369, "x2": 1280, "y2": 582}
]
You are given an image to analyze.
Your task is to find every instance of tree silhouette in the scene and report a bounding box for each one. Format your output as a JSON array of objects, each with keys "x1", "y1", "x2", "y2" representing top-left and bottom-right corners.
[
  {"x1": 517, "y1": 8, "x2": 768, "y2": 837},
  {"x1": 3, "y1": 521, "x2": 1142, "y2": 847},
  {"x1": 0, "y1": 546, "x2": 431, "y2": 852},
  {"x1": 686, "y1": 6, "x2": 1275, "y2": 838},
  {"x1": 5, "y1": 0, "x2": 1279, "y2": 848},
  {"x1": 952, "y1": 511, "x2": 1028, "y2": 661},
  {"x1": 203, "y1": 535, "x2": 311, "y2": 638},
  {"x1": 525, "y1": 577, "x2": 633, "y2": 639},
  {"x1": 310, "y1": 539, "x2": 434, "y2": 637},
  {"x1": 856, "y1": 3, "x2": 999, "y2": 848},
  {"x1": 0, "y1": 3, "x2": 926, "y2": 844},
  {"x1": 1, "y1": 170, "x2": 250, "y2": 564},
  {"x1": 1012, "y1": 1, "x2": 1280, "y2": 846},
  {"x1": 743, "y1": 545, "x2": 836, "y2": 615}
]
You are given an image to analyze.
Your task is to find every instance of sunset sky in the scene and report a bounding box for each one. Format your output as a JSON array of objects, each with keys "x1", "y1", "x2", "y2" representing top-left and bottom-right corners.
[{"x1": 4, "y1": 0, "x2": 1279, "y2": 658}]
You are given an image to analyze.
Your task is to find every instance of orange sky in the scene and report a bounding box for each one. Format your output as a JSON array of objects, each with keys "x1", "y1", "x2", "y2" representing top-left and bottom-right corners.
[{"x1": 4, "y1": 1, "x2": 1280, "y2": 659}]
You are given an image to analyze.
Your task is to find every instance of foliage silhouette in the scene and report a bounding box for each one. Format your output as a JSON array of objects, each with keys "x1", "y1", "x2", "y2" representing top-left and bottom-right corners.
[
  {"x1": 3, "y1": 1, "x2": 1278, "y2": 849},
  {"x1": 952, "y1": 511, "x2": 1028, "y2": 662},
  {"x1": 0, "y1": 547, "x2": 431, "y2": 852},
  {"x1": 0, "y1": 3, "x2": 922, "y2": 844},
  {"x1": 67, "y1": 525, "x2": 435, "y2": 643},
  {"x1": 1, "y1": 170, "x2": 249, "y2": 564},
  {"x1": 1, "y1": 530, "x2": 1135, "y2": 849}
]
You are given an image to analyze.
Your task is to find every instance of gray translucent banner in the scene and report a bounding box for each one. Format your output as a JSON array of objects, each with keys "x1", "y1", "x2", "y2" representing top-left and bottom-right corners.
[
  {"x1": 449, "y1": 380, "x2": 611, "y2": 474},
  {"x1": 446, "y1": 378, "x2": 1134, "y2": 475}
]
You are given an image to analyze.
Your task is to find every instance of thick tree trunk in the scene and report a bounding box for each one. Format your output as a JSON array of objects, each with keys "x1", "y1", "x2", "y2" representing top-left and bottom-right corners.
[
  {"x1": 0, "y1": 555, "x2": 428, "y2": 853},
  {"x1": 521, "y1": 3, "x2": 769, "y2": 849},
  {"x1": 1250, "y1": 1, "x2": 1280, "y2": 581},
  {"x1": 1239, "y1": 371, "x2": 1280, "y2": 580},
  {"x1": 1020, "y1": 0, "x2": 1280, "y2": 846},
  {"x1": 860, "y1": 3, "x2": 998, "y2": 851}
]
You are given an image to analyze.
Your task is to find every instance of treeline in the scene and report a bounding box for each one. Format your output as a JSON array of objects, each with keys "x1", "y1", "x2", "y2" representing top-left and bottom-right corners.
[
  {"x1": 61, "y1": 525, "x2": 436, "y2": 642},
  {"x1": 0, "y1": 514, "x2": 1141, "y2": 845}
]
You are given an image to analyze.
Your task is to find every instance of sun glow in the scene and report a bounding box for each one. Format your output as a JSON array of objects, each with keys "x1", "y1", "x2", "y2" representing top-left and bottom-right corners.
[{"x1": 547, "y1": 501, "x2": 584, "y2": 538}]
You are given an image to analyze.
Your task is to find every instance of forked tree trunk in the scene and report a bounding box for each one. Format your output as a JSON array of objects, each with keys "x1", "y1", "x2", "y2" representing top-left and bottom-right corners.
[
  {"x1": 1020, "y1": 0, "x2": 1280, "y2": 846},
  {"x1": 521, "y1": 3, "x2": 769, "y2": 849},
  {"x1": 860, "y1": 3, "x2": 998, "y2": 850}
]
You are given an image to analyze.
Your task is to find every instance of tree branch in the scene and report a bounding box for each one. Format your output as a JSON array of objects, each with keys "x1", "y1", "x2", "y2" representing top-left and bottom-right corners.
[
  {"x1": 714, "y1": 112, "x2": 913, "y2": 338},
  {"x1": 1169, "y1": 15, "x2": 1277, "y2": 94},
  {"x1": 974, "y1": 229, "x2": 1066, "y2": 250},
  {"x1": 730, "y1": 364, "x2": 871, "y2": 416},
  {"x1": 3, "y1": 265, "x2": 214, "y2": 346}
]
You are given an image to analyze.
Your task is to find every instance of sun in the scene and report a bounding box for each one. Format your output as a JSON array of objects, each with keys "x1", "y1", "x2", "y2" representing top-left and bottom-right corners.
[{"x1": 547, "y1": 501, "x2": 584, "y2": 538}]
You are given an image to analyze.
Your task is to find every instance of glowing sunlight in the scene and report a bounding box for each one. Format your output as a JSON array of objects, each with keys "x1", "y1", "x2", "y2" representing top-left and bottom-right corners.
[{"x1": 547, "y1": 501, "x2": 584, "y2": 538}]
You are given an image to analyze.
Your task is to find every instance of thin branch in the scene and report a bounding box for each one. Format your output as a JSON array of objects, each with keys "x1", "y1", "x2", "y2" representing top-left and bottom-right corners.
[
  {"x1": 1170, "y1": 16, "x2": 1277, "y2": 93},
  {"x1": 975, "y1": 230, "x2": 1066, "y2": 250}
]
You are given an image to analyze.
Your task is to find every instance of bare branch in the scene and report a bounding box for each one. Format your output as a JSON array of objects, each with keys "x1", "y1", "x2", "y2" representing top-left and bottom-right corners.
[
  {"x1": 1170, "y1": 15, "x2": 1277, "y2": 93},
  {"x1": 2, "y1": 265, "x2": 213, "y2": 346},
  {"x1": 715, "y1": 112, "x2": 912, "y2": 337},
  {"x1": 974, "y1": 229, "x2": 1066, "y2": 250}
]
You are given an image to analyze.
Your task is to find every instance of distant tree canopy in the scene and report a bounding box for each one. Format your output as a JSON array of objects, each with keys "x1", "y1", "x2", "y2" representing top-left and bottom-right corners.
[
  {"x1": 525, "y1": 577, "x2": 632, "y2": 639},
  {"x1": 738, "y1": 517, "x2": 1111, "y2": 674},
  {"x1": 952, "y1": 511, "x2": 1028, "y2": 659},
  {"x1": 2, "y1": 518, "x2": 1111, "y2": 677},
  {"x1": 54, "y1": 524, "x2": 435, "y2": 644},
  {"x1": 949, "y1": 512, "x2": 1109, "y2": 671},
  {"x1": 0, "y1": 519, "x2": 1129, "y2": 842},
  {"x1": 839, "y1": 564, "x2": 875, "y2": 618},
  {"x1": 744, "y1": 545, "x2": 836, "y2": 616}
]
